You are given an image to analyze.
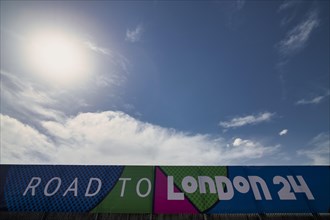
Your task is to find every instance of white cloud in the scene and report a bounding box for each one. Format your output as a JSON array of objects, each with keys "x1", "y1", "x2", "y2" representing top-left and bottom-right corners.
[
  {"x1": 296, "y1": 96, "x2": 323, "y2": 105},
  {"x1": 219, "y1": 112, "x2": 275, "y2": 129},
  {"x1": 277, "y1": 9, "x2": 319, "y2": 57},
  {"x1": 296, "y1": 91, "x2": 329, "y2": 105},
  {"x1": 126, "y1": 24, "x2": 144, "y2": 43},
  {"x1": 233, "y1": 138, "x2": 256, "y2": 147},
  {"x1": 279, "y1": 129, "x2": 288, "y2": 136},
  {"x1": 0, "y1": 114, "x2": 56, "y2": 164},
  {"x1": 297, "y1": 132, "x2": 330, "y2": 165},
  {"x1": 1, "y1": 61, "x2": 128, "y2": 123},
  {"x1": 231, "y1": 138, "x2": 279, "y2": 160},
  {"x1": 1, "y1": 112, "x2": 281, "y2": 165}
]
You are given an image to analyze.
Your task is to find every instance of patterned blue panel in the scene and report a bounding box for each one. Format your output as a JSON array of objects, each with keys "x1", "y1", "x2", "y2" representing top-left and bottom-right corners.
[
  {"x1": 4, "y1": 165, "x2": 123, "y2": 212},
  {"x1": 207, "y1": 166, "x2": 330, "y2": 214},
  {"x1": 0, "y1": 165, "x2": 9, "y2": 211}
]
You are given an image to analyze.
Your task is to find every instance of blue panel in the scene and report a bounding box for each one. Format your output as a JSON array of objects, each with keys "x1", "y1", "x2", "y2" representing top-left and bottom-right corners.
[
  {"x1": 207, "y1": 166, "x2": 330, "y2": 214},
  {"x1": 4, "y1": 165, "x2": 123, "y2": 212},
  {"x1": 0, "y1": 165, "x2": 10, "y2": 211}
]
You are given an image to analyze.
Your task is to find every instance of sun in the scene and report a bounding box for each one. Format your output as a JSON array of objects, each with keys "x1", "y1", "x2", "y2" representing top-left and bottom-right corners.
[{"x1": 24, "y1": 28, "x2": 91, "y2": 87}]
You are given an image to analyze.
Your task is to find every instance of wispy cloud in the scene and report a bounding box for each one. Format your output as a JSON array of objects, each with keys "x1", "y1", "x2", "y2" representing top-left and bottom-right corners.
[
  {"x1": 277, "y1": 8, "x2": 319, "y2": 57},
  {"x1": 219, "y1": 112, "x2": 275, "y2": 129},
  {"x1": 279, "y1": 129, "x2": 288, "y2": 136},
  {"x1": 217, "y1": 0, "x2": 246, "y2": 29},
  {"x1": 296, "y1": 96, "x2": 323, "y2": 105},
  {"x1": 236, "y1": 0, "x2": 245, "y2": 11},
  {"x1": 297, "y1": 132, "x2": 330, "y2": 165},
  {"x1": 0, "y1": 70, "x2": 65, "y2": 122},
  {"x1": 277, "y1": 0, "x2": 301, "y2": 27},
  {"x1": 1, "y1": 111, "x2": 282, "y2": 165},
  {"x1": 275, "y1": 6, "x2": 320, "y2": 99},
  {"x1": 277, "y1": 0, "x2": 300, "y2": 13},
  {"x1": 296, "y1": 91, "x2": 329, "y2": 105},
  {"x1": 84, "y1": 39, "x2": 130, "y2": 77},
  {"x1": 126, "y1": 24, "x2": 144, "y2": 43},
  {"x1": 84, "y1": 41, "x2": 110, "y2": 55}
]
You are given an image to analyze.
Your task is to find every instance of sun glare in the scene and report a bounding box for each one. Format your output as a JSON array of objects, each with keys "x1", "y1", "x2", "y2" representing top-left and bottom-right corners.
[{"x1": 25, "y1": 29, "x2": 91, "y2": 87}]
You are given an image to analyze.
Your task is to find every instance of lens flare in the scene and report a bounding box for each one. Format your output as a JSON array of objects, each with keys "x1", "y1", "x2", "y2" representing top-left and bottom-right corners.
[{"x1": 25, "y1": 28, "x2": 91, "y2": 87}]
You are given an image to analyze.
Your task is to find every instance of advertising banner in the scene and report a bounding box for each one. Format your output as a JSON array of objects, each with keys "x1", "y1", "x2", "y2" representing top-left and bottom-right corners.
[{"x1": 0, "y1": 165, "x2": 329, "y2": 214}]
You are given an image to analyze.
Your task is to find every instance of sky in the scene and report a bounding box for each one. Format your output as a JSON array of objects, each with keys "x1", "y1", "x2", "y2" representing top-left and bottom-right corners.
[{"x1": 0, "y1": 0, "x2": 329, "y2": 165}]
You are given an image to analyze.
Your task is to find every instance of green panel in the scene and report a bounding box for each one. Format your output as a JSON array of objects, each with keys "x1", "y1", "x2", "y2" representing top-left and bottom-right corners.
[
  {"x1": 160, "y1": 166, "x2": 227, "y2": 212},
  {"x1": 92, "y1": 166, "x2": 154, "y2": 213}
]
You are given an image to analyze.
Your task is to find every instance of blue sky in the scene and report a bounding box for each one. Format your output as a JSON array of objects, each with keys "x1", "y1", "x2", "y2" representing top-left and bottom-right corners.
[{"x1": 0, "y1": 0, "x2": 329, "y2": 165}]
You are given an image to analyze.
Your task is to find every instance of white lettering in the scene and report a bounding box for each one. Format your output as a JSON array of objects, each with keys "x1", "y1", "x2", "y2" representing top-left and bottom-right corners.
[
  {"x1": 215, "y1": 176, "x2": 234, "y2": 200},
  {"x1": 24, "y1": 174, "x2": 311, "y2": 201},
  {"x1": 136, "y1": 178, "x2": 151, "y2": 198},
  {"x1": 167, "y1": 176, "x2": 184, "y2": 200},
  {"x1": 63, "y1": 178, "x2": 78, "y2": 197},
  {"x1": 44, "y1": 177, "x2": 61, "y2": 196},
  {"x1": 198, "y1": 176, "x2": 216, "y2": 194},
  {"x1": 273, "y1": 176, "x2": 296, "y2": 200},
  {"x1": 287, "y1": 176, "x2": 314, "y2": 200},
  {"x1": 119, "y1": 178, "x2": 131, "y2": 197},
  {"x1": 23, "y1": 177, "x2": 41, "y2": 196},
  {"x1": 182, "y1": 176, "x2": 198, "y2": 194},
  {"x1": 248, "y1": 176, "x2": 272, "y2": 200},
  {"x1": 85, "y1": 178, "x2": 102, "y2": 197},
  {"x1": 233, "y1": 176, "x2": 250, "y2": 193}
]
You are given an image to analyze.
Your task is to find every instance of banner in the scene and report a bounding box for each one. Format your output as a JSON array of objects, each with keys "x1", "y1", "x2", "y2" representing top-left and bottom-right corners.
[{"x1": 0, "y1": 165, "x2": 329, "y2": 213}]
